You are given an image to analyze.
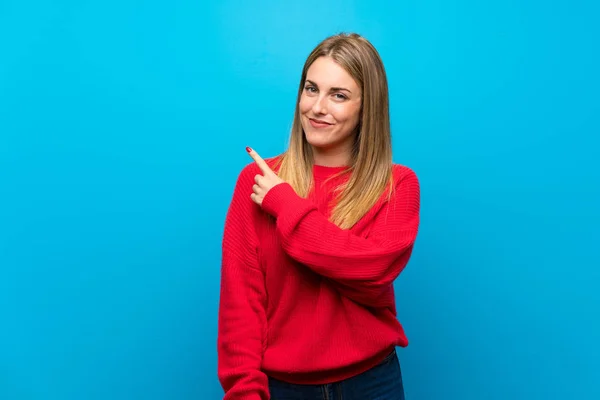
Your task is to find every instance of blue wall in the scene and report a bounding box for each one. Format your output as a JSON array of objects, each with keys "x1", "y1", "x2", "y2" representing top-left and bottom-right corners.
[{"x1": 1, "y1": 1, "x2": 598, "y2": 399}]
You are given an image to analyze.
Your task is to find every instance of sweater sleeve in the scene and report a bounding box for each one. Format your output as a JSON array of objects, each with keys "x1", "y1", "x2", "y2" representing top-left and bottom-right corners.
[
  {"x1": 217, "y1": 166, "x2": 270, "y2": 400},
  {"x1": 261, "y1": 167, "x2": 420, "y2": 306}
]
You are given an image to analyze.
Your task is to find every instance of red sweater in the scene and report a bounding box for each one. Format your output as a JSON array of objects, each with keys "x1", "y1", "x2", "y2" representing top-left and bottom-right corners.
[{"x1": 217, "y1": 159, "x2": 420, "y2": 399}]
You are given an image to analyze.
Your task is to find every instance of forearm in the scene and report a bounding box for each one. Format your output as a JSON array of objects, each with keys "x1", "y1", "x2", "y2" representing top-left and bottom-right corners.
[
  {"x1": 262, "y1": 183, "x2": 418, "y2": 286},
  {"x1": 217, "y1": 260, "x2": 269, "y2": 399}
]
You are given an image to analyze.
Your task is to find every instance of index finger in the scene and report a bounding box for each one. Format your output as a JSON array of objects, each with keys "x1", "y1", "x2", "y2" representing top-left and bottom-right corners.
[{"x1": 246, "y1": 147, "x2": 272, "y2": 175}]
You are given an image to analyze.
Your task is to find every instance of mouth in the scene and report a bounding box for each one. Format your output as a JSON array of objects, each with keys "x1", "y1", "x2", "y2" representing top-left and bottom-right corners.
[{"x1": 308, "y1": 118, "x2": 333, "y2": 128}]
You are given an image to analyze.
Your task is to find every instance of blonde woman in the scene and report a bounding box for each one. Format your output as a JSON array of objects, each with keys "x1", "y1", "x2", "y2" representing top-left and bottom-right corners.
[{"x1": 218, "y1": 33, "x2": 420, "y2": 400}]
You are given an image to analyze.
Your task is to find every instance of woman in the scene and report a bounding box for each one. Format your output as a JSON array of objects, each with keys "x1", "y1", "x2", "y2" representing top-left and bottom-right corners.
[{"x1": 217, "y1": 33, "x2": 420, "y2": 400}]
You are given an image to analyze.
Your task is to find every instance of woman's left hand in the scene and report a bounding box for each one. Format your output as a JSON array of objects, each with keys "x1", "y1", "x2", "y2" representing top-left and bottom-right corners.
[{"x1": 246, "y1": 147, "x2": 284, "y2": 207}]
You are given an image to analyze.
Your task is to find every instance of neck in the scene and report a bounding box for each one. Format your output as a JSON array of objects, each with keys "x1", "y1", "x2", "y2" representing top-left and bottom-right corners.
[{"x1": 311, "y1": 146, "x2": 352, "y2": 167}]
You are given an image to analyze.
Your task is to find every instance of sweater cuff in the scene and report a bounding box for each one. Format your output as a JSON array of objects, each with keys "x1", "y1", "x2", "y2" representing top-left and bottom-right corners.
[{"x1": 262, "y1": 182, "x2": 312, "y2": 218}]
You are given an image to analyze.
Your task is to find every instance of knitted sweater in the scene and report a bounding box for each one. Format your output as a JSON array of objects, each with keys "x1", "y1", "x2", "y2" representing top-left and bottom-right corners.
[{"x1": 217, "y1": 160, "x2": 420, "y2": 399}]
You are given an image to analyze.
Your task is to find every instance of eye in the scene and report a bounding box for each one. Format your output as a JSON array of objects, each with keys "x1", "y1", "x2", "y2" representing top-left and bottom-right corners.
[
  {"x1": 334, "y1": 93, "x2": 348, "y2": 100},
  {"x1": 304, "y1": 85, "x2": 317, "y2": 93}
]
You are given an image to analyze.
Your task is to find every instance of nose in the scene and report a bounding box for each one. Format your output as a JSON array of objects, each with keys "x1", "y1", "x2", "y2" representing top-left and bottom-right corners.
[{"x1": 311, "y1": 94, "x2": 327, "y2": 115}]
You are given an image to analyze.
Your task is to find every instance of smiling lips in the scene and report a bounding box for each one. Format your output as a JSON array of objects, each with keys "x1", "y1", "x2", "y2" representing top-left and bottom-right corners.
[{"x1": 308, "y1": 118, "x2": 333, "y2": 128}]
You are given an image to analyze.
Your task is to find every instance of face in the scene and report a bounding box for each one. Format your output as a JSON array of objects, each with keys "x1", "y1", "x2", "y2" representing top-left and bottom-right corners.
[{"x1": 299, "y1": 56, "x2": 362, "y2": 165}]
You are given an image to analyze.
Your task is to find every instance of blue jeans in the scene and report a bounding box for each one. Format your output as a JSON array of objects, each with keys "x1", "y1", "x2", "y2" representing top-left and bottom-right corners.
[{"x1": 268, "y1": 349, "x2": 405, "y2": 400}]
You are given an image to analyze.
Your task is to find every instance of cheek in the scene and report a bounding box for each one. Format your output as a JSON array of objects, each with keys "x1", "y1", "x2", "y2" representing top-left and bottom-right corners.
[
  {"x1": 332, "y1": 104, "x2": 360, "y2": 125},
  {"x1": 298, "y1": 96, "x2": 312, "y2": 114}
]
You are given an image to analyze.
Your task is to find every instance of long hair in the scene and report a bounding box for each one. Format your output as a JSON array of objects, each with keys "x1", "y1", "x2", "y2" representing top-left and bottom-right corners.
[{"x1": 276, "y1": 33, "x2": 394, "y2": 230}]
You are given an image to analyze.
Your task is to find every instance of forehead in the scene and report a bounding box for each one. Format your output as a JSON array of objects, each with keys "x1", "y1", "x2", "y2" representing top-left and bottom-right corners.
[{"x1": 305, "y1": 56, "x2": 359, "y2": 90}]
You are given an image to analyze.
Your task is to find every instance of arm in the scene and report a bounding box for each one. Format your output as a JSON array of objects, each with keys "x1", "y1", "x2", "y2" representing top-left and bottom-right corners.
[
  {"x1": 217, "y1": 166, "x2": 270, "y2": 400},
  {"x1": 261, "y1": 167, "x2": 420, "y2": 307}
]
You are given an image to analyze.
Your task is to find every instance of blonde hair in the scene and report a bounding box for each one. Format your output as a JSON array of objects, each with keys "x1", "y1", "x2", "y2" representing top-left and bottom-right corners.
[{"x1": 276, "y1": 33, "x2": 394, "y2": 229}]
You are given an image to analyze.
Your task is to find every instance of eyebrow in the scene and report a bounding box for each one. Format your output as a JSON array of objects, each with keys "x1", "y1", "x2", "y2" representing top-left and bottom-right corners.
[{"x1": 305, "y1": 79, "x2": 352, "y2": 94}]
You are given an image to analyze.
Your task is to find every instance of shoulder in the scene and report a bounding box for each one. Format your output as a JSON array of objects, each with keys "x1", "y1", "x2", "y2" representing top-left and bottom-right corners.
[
  {"x1": 392, "y1": 164, "x2": 419, "y2": 187},
  {"x1": 388, "y1": 164, "x2": 420, "y2": 206}
]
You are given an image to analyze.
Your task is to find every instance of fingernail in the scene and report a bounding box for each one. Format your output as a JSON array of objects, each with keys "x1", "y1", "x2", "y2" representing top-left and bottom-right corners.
[{"x1": 246, "y1": 146, "x2": 252, "y2": 153}]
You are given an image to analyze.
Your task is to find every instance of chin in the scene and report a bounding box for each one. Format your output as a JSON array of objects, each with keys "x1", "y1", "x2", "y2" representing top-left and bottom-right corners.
[{"x1": 304, "y1": 131, "x2": 332, "y2": 149}]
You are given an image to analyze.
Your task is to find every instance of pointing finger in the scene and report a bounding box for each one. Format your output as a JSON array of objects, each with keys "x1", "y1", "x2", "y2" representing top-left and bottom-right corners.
[{"x1": 246, "y1": 147, "x2": 272, "y2": 175}]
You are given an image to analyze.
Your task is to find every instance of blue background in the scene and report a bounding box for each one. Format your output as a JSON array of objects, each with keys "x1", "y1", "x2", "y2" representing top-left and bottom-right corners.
[{"x1": 1, "y1": 0, "x2": 598, "y2": 399}]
